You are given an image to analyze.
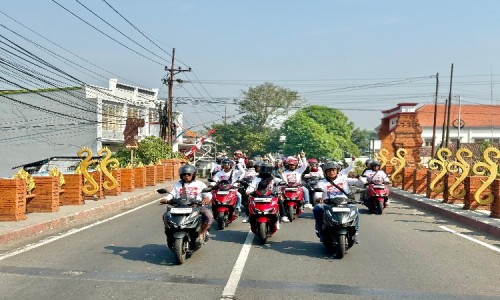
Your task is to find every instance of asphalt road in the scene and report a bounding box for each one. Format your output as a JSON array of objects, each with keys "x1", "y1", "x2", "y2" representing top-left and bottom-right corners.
[{"x1": 0, "y1": 195, "x2": 499, "y2": 300}]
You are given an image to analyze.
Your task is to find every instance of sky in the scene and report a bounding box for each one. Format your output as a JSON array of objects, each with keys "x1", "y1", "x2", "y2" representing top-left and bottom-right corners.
[{"x1": 1, "y1": 0, "x2": 500, "y2": 133}]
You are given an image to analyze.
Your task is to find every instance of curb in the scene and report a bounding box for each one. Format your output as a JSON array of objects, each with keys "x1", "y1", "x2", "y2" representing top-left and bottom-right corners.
[
  {"x1": 390, "y1": 188, "x2": 500, "y2": 238},
  {"x1": 0, "y1": 190, "x2": 159, "y2": 246}
]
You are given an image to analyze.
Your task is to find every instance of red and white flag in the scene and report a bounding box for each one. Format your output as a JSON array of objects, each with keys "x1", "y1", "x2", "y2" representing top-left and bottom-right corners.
[{"x1": 183, "y1": 129, "x2": 216, "y2": 158}]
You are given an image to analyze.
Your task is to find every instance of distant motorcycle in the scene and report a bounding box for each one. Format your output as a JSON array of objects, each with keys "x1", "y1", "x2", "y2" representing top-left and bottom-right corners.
[
  {"x1": 158, "y1": 188, "x2": 209, "y2": 264},
  {"x1": 248, "y1": 187, "x2": 281, "y2": 244},
  {"x1": 302, "y1": 175, "x2": 321, "y2": 205},
  {"x1": 209, "y1": 179, "x2": 239, "y2": 230},
  {"x1": 365, "y1": 182, "x2": 389, "y2": 215},
  {"x1": 281, "y1": 182, "x2": 304, "y2": 222}
]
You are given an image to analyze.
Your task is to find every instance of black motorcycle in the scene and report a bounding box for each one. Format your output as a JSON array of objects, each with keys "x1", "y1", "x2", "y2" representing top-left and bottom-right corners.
[
  {"x1": 302, "y1": 175, "x2": 321, "y2": 204},
  {"x1": 158, "y1": 188, "x2": 209, "y2": 264},
  {"x1": 315, "y1": 193, "x2": 359, "y2": 259}
]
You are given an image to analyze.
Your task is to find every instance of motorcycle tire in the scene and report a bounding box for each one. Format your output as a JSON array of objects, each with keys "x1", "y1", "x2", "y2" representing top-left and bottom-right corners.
[
  {"x1": 377, "y1": 201, "x2": 384, "y2": 215},
  {"x1": 174, "y1": 237, "x2": 188, "y2": 265},
  {"x1": 217, "y1": 211, "x2": 225, "y2": 230},
  {"x1": 288, "y1": 206, "x2": 294, "y2": 222},
  {"x1": 258, "y1": 222, "x2": 267, "y2": 244},
  {"x1": 336, "y1": 235, "x2": 347, "y2": 259}
]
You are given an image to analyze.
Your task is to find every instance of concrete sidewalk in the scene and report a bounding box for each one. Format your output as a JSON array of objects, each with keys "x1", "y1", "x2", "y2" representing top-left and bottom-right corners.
[
  {"x1": 0, "y1": 181, "x2": 174, "y2": 246},
  {"x1": 390, "y1": 187, "x2": 500, "y2": 238}
]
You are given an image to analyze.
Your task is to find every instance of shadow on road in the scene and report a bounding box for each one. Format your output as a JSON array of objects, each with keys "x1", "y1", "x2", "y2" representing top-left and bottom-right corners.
[
  {"x1": 254, "y1": 239, "x2": 341, "y2": 259},
  {"x1": 104, "y1": 243, "x2": 177, "y2": 266}
]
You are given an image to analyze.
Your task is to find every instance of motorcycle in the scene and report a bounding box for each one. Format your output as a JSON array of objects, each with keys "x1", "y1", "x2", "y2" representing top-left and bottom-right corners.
[
  {"x1": 248, "y1": 186, "x2": 281, "y2": 244},
  {"x1": 281, "y1": 182, "x2": 304, "y2": 222},
  {"x1": 302, "y1": 175, "x2": 321, "y2": 205},
  {"x1": 158, "y1": 188, "x2": 210, "y2": 264},
  {"x1": 209, "y1": 179, "x2": 239, "y2": 230},
  {"x1": 315, "y1": 189, "x2": 359, "y2": 259},
  {"x1": 365, "y1": 181, "x2": 390, "y2": 215}
]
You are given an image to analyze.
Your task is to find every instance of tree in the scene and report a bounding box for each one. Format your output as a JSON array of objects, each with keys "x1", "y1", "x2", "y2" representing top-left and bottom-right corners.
[
  {"x1": 281, "y1": 105, "x2": 359, "y2": 159},
  {"x1": 351, "y1": 128, "x2": 377, "y2": 155},
  {"x1": 113, "y1": 136, "x2": 173, "y2": 166},
  {"x1": 238, "y1": 82, "x2": 301, "y2": 128}
]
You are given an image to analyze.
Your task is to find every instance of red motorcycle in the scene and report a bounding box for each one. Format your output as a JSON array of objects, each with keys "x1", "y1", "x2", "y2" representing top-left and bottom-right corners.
[
  {"x1": 248, "y1": 187, "x2": 280, "y2": 244},
  {"x1": 211, "y1": 180, "x2": 239, "y2": 229},
  {"x1": 281, "y1": 182, "x2": 304, "y2": 222},
  {"x1": 366, "y1": 179, "x2": 390, "y2": 215}
]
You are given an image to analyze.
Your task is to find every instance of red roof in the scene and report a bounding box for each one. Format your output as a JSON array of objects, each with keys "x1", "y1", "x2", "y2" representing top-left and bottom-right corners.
[
  {"x1": 183, "y1": 130, "x2": 200, "y2": 138},
  {"x1": 416, "y1": 104, "x2": 500, "y2": 127}
]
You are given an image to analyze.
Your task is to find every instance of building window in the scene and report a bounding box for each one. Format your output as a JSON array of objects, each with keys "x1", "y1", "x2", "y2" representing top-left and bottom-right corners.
[
  {"x1": 102, "y1": 103, "x2": 121, "y2": 131},
  {"x1": 127, "y1": 107, "x2": 140, "y2": 118},
  {"x1": 424, "y1": 139, "x2": 433, "y2": 146}
]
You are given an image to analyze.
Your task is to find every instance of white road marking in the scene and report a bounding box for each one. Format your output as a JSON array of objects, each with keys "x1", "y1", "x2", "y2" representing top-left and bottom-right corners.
[
  {"x1": 0, "y1": 200, "x2": 159, "y2": 262},
  {"x1": 220, "y1": 230, "x2": 254, "y2": 299},
  {"x1": 439, "y1": 226, "x2": 500, "y2": 253}
]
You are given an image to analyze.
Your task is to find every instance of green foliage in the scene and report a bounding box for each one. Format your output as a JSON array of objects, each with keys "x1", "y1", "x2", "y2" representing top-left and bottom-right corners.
[
  {"x1": 112, "y1": 136, "x2": 173, "y2": 167},
  {"x1": 281, "y1": 106, "x2": 360, "y2": 159},
  {"x1": 351, "y1": 128, "x2": 377, "y2": 155},
  {"x1": 211, "y1": 122, "x2": 272, "y2": 157},
  {"x1": 238, "y1": 82, "x2": 301, "y2": 128}
]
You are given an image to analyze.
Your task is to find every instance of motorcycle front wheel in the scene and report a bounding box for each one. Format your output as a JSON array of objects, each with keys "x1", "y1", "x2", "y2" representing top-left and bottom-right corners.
[
  {"x1": 377, "y1": 201, "x2": 384, "y2": 215},
  {"x1": 258, "y1": 222, "x2": 267, "y2": 244},
  {"x1": 288, "y1": 206, "x2": 294, "y2": 222},
  {"x1": 217, "y1": 211, "x2": 225, "y2": 230},
  {"x1": 336, "y1": 235, "x2": 347, "y2": 259},
  {"x1": 174, "y1": 237, "x2": 189, "y2": 264}
]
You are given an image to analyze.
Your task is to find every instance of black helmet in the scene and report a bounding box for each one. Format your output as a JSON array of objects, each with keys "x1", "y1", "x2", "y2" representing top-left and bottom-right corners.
[
  {"x1": 221, "y1": 159, "x2": 232, "y2": 167},
  {"x1": 246, "y1": 160, "x2": 255, "y2": 168},
  {"x1": 179, "y1": 164, "x2": 197, "y2": 180},
  {"x1": 259, "y1": 163, "x2": 274, "y2": 176},
  {"x1": 322, "y1": 162, "x2": 340, "y2": 171},
  {"x1": 365, "y1": 158, "x2": 374, "y2": 167},
  {"x1": 370, "y1": 160, "x2": 381, "y2": 168}
]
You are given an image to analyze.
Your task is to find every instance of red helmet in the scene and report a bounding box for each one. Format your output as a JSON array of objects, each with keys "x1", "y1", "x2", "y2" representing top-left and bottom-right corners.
[
  {"x1": 308, "y1": 158, "x2": 319, "y2": 171},
  {"x1": 286, "y1": 156, "x2": 298, "y2": 166},
  {"x1": 234, "y1": 150, "x2": 243, "y2": 158}
]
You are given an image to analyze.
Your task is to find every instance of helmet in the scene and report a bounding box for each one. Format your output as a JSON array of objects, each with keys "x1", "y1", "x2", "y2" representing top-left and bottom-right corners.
[
  {"x1": 259, "y1": 163, "x2": 274, "y2": 176},
  {"x1": 274, "y1": 158, "x2": 283, "y2": 166},
  {"x1": 365, "y1": 158, "x2": 374, "y2": 167},
  {"x1": 370, "y1": 161, "x2": 381, "y2": 168},
  {"x1": 308, "y1": 158, "x2": 318, "y2": 164},
  {"x1": 234, "y1": 150, "x2": 243, "y2": 158},
  {"x1": 221, "y1": 159, "x2": 232, "y2": 166},
  {"x1": 286, "y1": 156, "x2": 298, "y2": 166},
  {"x1": 246, "y1": 160, "x2": 255, "y2": 168},
  {"x1": 322, "y1": 162, "x2": 341, "y2": 171},
  {"x1": 179, "y1": 164, "x2": 197, "y2": 180}
]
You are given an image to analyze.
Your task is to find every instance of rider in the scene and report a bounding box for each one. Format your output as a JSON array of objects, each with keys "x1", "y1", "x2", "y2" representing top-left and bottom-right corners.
[
  {"x1": 234, "y1": 150, "x2": 246, "y2": 169},
  {"x1": 210, "y1": 157, "x2": 223, "y2": 178},
  {"x1": 160, "y1": 164, "x2": 213, "y2": 242},
  {"x1": 303, "y1": 158, "x2": 324, "y2": 179},
  {"x1": 361, "y1": 158, "x2": 374, "y2": 177},
  {"x1": 272, "y1": 158, "x2": 284, "y2": 179},
  {"x1": 246, "y1": 162, "x2": 290, "y2": 223},
  {"x1": 362, "y1": 160, "x2": 391, "y2": 207},
  {"x1": 282, "y1": 151, "x2": 313, "y2": 209},
  {"x1": 240, "y1": 160, "x2": 259, "y2": 223},
  {"x1": 313, "y1": 162, "x2": 364, "y2": 243},
  {"x1": 211, "y1": 158, "x2": 245, "y2": 214}
]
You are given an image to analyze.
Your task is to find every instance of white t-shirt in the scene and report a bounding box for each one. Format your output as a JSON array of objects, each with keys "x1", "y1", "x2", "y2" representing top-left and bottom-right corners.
[
  {"x1": 314, "y1": 175, "x2": 364, "y2": 200},
  {"x1": 165, "y1": 180, "x2": 212, "y2": 201},
  {"x1": 362, "y1": 170, "x2": 390, "y2": 184},
  {"x1": 212, "y1": 168, "x2": 245, "y2": 184},
  {"x1": 282, "y1": 157, "x2": 307, "y2": 184}
]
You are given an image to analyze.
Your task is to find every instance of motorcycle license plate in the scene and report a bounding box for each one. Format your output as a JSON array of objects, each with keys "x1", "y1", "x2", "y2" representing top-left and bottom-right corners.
[
  {"x1": 253, "y1": 198, "x2": 272, "y2": 203},
  {"x1": 373, "y1": 185, "x2": 386, "y2": 189},
  {"x1": 330, "y1": 207, "x2": 351, "y2": 213},
  {"x1": 285, "y1": 188, "x2": 298, "y2": 191},
  {"x1": 170, "y1": 207, "x2": 193, "y2": 214},
  {"x1": 217, "y1": 191, "x2": 230, "y2": 195}
]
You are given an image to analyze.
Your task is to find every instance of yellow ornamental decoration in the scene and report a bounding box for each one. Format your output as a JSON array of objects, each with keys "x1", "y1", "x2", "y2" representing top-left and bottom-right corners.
[
  {"x1": 428, "y1": 147, "x2": 452, "y2": 194},
  {"x1": 77, "y1": 147, "x2": 99, "y2": 195},
  {"x1": 446, "y1": 148, "x2": 472, "y2": 199},
  {"x1": 49, "y1": 167, "x2": 65, "y2": 187},
  {"x1": 390, "y1": 148, "x2": 407, "y2": 183},
  {"x1": 126, "y1": 163, "x2": 133, "y2": 169},
  {"x1": 98, "y1": 147, "x2": 119, "y2": 190},
  {"x1": 137, "y1": 162, "x2": 144, "y2": 168},
  {"x1": 375, "y1": 149, "x2": 389, "y2": 168},
  {"x1": 13, "y1": 169, "x2": 35, "y2": 193},
  {"x1": 471, "y1": 147, "x2": 500, "y2": 205}
]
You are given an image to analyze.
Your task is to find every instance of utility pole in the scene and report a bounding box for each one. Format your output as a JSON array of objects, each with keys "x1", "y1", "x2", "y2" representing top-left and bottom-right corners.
[
  {"x1": 431, "y1": 73, "x2": 439, "y2": 157},
  {"x1": 160, "y1": 48, "x2": 191, "y2": 146},
  {"x1": 445, "y1": 63, "x2": 454, "y2": 148}
]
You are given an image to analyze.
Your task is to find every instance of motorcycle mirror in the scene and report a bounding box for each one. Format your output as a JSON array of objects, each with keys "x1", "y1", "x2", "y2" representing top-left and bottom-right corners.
[
  {"x1": 207, "y1": 178, "x2": 215, "y2": 182},
  {"x1": 201, "y1": 187, "x2": 212, "y2": 193},
  {"x1": 156, "y1": 188, "x2": 169, "y2": 194},
  {"x1": 313, "y1": 187, "x2": 324, "y2": 192},
  {"x1": 279, "y1": 181, "x2": 287, "y2": 186}
]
